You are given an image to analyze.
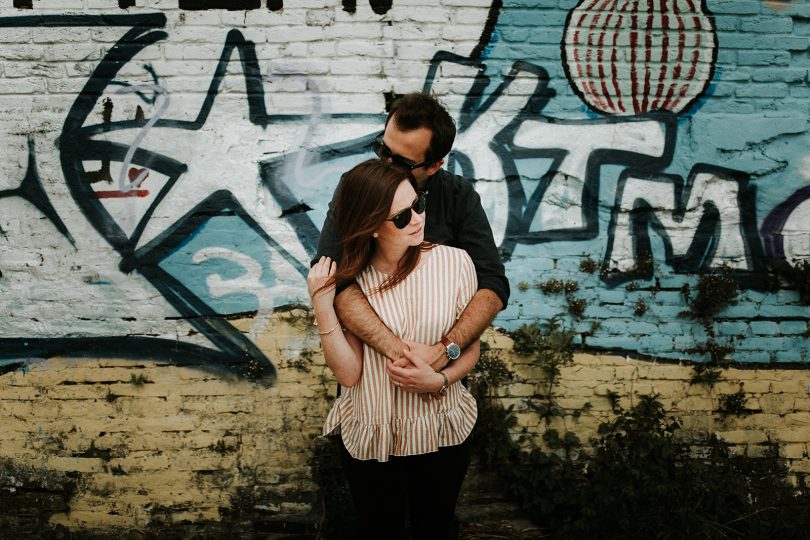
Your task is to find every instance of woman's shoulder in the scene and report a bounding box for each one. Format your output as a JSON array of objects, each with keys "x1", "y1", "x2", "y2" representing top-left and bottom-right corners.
[{"x1": 430, "y1": 244, "x2": 474, "y2": 267}]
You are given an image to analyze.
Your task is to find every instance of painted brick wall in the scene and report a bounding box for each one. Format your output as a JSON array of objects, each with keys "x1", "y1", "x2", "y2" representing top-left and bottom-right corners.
[{"x1": 0, "y1": 0, "x2": 809, "y2": 535}]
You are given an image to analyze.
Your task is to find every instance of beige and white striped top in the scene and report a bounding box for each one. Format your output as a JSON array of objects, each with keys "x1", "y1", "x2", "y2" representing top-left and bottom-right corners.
[{"x1": 323, "y1": 244, "x2": 478, "y2": 462}]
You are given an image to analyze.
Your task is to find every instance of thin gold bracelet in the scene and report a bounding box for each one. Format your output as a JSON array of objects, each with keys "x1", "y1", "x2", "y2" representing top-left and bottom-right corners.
[{"x1": 318, "y1": 322, "x2": 341, "y2": 336}]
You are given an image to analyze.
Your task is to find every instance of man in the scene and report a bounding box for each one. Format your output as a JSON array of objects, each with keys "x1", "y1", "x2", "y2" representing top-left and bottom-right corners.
[{"x1": 315, "y1": 92, "x2": 509, "y2": 372}]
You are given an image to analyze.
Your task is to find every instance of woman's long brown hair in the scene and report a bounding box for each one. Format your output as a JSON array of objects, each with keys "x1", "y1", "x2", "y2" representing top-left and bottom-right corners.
[{"x1": 324, "y1": 158, "x2": 432, "y2": 295}]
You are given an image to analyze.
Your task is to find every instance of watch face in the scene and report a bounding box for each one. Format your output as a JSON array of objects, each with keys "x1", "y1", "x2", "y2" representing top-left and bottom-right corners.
[{"x1": 447, "y1": 343, "x2": 461, "y2": 360}]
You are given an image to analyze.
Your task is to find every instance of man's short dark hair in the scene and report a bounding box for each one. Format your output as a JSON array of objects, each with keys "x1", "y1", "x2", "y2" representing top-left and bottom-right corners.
[{"x1": 386, "y1": 93, "x2": 456, "y2": 163}]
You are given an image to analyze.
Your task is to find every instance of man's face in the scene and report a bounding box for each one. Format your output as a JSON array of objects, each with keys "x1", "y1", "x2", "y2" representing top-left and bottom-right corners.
[{"x1": 381, "y1": 114, "x2": 443, "y2": 190}]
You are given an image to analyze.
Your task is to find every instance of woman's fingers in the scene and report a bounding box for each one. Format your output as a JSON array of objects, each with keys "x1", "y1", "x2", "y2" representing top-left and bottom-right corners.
[
  {"x1": 309, "y1": 257, "x2": 336, "y2": 283},
  {"x1": 307, "y1": 257, "x2": 337, "y2": 301}
]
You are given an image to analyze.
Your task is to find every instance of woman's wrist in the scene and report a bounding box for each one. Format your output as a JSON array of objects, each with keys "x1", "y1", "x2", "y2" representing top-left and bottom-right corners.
[
  {"x1": 314, "y1": 310, "x2": 339, "y2": 331},
  {"x1": 313, "y1": 301, "x2": 336, "y2": 319},
  {"x1": 434, "y1": 371, "x2": 447, "y2": 393}
]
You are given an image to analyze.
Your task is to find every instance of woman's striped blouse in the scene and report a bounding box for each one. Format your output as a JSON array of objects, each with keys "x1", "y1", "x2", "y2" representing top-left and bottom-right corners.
[{"x1": 323, "y1": 244, "x2": 478, "y2": 462}]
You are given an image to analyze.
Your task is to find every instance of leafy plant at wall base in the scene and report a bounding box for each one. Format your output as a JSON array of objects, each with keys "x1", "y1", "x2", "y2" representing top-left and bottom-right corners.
[
  {"x1": 469, "y1": 349, "x2": 810, "y2": 538},
  {"x1": 473, "y1": 341, "x2": 512, "y2": 390},
  {"x1": 468, "y1": 379, "x2": 519, "y2": 472}
]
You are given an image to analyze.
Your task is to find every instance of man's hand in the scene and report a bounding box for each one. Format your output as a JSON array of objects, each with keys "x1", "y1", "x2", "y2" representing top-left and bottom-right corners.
[
  {"x1": 402, "y1": 340, "x2": 447, "y2": 372},
  {"x1": 387, "y1": 349, "x2": 444, "y2": 395}
]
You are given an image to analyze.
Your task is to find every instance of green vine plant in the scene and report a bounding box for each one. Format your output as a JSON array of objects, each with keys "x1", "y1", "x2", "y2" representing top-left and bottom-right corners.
[
  {"x1": 687, "y1": 338, "x2": 735, "y2": 365},
  {"x1": 536, "y1": 278, "x2": 579, "y2": 295},
  {"x1": 129, "y1": 373, "x2": 151, "y2": 385},
  {"x1": 689, "y1": 364, "x2": 723, "y2": 389},
  {"x1": 535, "y1": 279, "x2": 587, "y2": 320},
  {"x1": 633, "y1": 298, "x2": 649, "y2": 316},
  {"x1": 579, "y1": 256, "x2": 598, "y2": 274},
  {"x1": 717, "y1": 386, "x2": 749, "y2": 418},
  {"x1": 680, "y1": 270, "x2": 740, "y2": 334},
  {"x1": 510, "y1": 320, "x2": 588, "y2": 458}
]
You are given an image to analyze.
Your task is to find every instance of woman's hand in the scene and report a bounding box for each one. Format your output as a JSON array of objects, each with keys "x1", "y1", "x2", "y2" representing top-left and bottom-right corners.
[
  {"x1": 403, "y1": 339, "x2": 447, "y2": 372},
  {"x1": 387, "y1": 348, "x2": 444, "y2": 395},
  {"x1": 307, "y1": 256, "x2": 336, "y2": 309}
]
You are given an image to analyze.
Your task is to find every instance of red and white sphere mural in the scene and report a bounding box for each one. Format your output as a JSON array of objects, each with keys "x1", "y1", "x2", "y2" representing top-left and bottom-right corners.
[{"x1": 563, "y1": 0, "x2": 717, "y2": 116}]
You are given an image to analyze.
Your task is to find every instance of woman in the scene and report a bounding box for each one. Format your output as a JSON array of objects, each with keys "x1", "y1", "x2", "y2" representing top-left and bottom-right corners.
[{"x1": 307, "y1": 158, "x2": 480, "y2": 539}]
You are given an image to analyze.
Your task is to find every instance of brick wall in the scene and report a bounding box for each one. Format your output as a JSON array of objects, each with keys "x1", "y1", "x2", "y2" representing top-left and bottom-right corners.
[
  {"x1": 2, "y1": 321, "x2": 810, "y2": 534},
  {"x1": 0, "y1": 0, "x2": 809, "y2": 535}
]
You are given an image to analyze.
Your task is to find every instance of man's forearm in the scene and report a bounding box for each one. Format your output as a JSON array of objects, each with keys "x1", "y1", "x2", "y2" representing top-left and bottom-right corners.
[
  {"x1": 446, "y1": 288, "x2": 502, "y2": 350},
  {"x1": 334, "y1": 283, "x2": 405, "y2": 361},
  {"x1": 416, "y1": 288, "x2": 502, "y2": 373}
]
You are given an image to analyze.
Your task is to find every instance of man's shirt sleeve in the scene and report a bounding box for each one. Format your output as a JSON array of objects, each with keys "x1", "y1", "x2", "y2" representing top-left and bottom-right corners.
[
  {"x1": 453, "y1": 179, "x2": 510, "y2": 310},
  {"x1": 313, "y1": 198, "x2": 341, "y2": 267},
  {"x1": 313, "y1": 185, "x2": 355, "y2": 296}
]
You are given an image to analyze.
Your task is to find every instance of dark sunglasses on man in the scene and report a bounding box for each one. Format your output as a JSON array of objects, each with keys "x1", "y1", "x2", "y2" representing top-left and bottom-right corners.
[
  {"x1": 372, "y1": 135, "x2": 434, "y2": 171},
  {"x1": 386, "y1": 191, "x2": 428, "y2": 229}
]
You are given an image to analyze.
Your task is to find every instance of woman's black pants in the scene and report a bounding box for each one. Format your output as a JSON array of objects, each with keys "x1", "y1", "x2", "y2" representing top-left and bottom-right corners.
[{"x1": 339, "y1": 437, "x2": 471, "y2": 540}]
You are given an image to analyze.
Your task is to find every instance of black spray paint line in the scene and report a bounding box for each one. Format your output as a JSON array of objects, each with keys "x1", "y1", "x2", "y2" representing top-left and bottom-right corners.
[
  {"x1": 0, "y1": 337, "x2": 250, "y2": 379},
  {"x1": 178, "y1": 0, "x2": 262, "y2": 9},
  {"x1": 0, "y1": 139, "x2": 75, "y2": 247},
  {"x1": 761, "y1": 186, "x2": 810, "y2": 260},
  {"x1": 469, "y1": 0, "x2": 503, "y2": 60},
  {"x1": 339, "y1": 0, "x2": 394, "y2": 15},
  {"x1": 0, "y1": 13, "x2": 166, "y2": 28}
]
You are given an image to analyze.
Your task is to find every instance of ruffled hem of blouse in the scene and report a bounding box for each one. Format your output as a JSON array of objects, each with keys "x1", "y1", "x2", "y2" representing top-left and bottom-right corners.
[{"x1": 322, "y1": 391, "x2": 477, "y2": 462}]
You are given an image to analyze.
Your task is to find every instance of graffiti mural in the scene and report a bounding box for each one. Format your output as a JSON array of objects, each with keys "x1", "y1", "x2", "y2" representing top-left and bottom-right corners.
[
  {"x1": 563, "y1": 0, "x2": 717, "y2": 116},
  {"x1": 1, "y1": 0, "x2": 809, "y2": 373}
]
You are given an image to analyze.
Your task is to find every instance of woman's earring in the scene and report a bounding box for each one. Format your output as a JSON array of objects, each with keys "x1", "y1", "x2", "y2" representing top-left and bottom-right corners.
[{"x1": 373, "y1": 232, "x2": 378, "y2": 238}]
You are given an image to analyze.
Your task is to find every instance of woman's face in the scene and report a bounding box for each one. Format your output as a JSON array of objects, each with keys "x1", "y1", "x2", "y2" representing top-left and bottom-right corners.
[{"x1": 374, "y1": 179, "x2": 425, "y2": 250}]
